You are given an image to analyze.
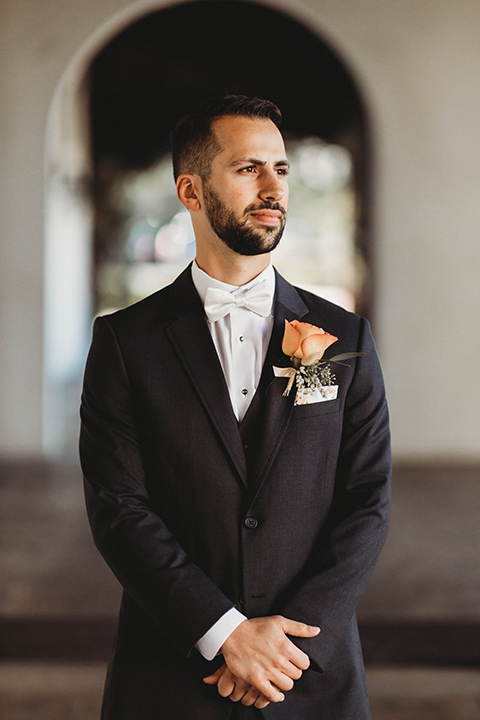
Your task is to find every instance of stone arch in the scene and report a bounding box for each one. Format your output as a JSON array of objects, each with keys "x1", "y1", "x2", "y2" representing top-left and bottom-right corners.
[
  {"x1": 43, "y1": 1, "x2": 180, "y2": 457},
  {"x1": 43, "y1": 0, "x2": 371, "y2": 458}
]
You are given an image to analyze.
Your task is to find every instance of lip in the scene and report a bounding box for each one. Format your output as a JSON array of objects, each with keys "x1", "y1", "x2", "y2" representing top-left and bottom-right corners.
[{"x1": 249, "y1": 209, "x2": 283, "y2": 226}]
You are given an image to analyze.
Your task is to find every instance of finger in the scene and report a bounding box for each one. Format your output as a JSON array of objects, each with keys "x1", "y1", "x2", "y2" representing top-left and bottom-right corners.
[
  {"x1": 254, "y1": 695, "x2": 271, "y2": 709},
  {"x1": 240, "y1": 687, "x2": 258, "y2": 706},
  {"x1": 288, "y1": 642, "x2": 312, "y2": 671},
  {"x1": 241, "y1": 687, "x2": 269, "y2": 707},
  {"x1": 269, "y1": 671, "x2": 294, "y2": 693},
  {"x1": 217, "y1": 669, "x2": 236, "y2": 698},
  {"x1": 252, "y1": 678, "x2": 285, "y2": 704},
  {"x1": 280, "y1": 617, "x2": 321, "y2": 638},
  {"x1": 272, "y1": 648, "x2": 307, "y2": 678},
  {"x1": 203, "y1": 666, "x2": 225, "y2": 684},
  {"x1": 284, "y1": 661, "x2": 303, "y2": 681},
  {"x1": 229, "y1": 679, "x2": 250, "y2": 703}
]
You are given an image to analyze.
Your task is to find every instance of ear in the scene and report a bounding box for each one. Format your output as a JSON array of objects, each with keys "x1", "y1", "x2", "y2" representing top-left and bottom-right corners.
[{"x1": 176, "y1": 174, "x2": 202, "y2": 211}]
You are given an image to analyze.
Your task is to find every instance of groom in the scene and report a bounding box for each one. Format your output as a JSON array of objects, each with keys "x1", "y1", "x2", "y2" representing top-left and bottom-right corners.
[{"x1": 80, "y1": 95, "x2": 391, "y2": 719}]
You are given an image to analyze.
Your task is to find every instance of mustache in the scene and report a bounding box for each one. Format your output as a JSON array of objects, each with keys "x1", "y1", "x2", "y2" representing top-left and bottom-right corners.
[{"x1": 244, "y1": 201, "x2": 287, "y2": 216}]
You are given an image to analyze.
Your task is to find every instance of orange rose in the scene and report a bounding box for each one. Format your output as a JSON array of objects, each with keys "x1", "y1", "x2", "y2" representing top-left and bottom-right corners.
[{"x1": 282, "y1": 319, "x2": 338, "y2": 364}]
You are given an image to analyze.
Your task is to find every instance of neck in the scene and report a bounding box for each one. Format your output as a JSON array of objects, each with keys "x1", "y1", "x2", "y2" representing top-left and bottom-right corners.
[{"x1": 195, "y1": 248, "x2": 271, "y2": 286}]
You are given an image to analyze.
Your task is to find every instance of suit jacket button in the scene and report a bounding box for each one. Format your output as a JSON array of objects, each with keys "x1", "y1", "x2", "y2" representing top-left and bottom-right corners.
[{"x1": 244, "y1": 516, "x2": 258, "y2": 529}]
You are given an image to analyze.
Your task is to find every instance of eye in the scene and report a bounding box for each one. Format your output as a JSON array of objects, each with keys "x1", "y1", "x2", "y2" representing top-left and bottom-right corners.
[
  {"x1": 275, "y1": 167, "x2": 289, "y2": 176},
  {"x1": 238, "y1": 165, "x2": 256, "y2": 173}
]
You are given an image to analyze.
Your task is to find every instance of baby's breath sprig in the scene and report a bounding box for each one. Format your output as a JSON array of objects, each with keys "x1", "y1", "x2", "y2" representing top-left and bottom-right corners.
[
  {"x1": 292, "y1": 352, "x2": 365, "y2": 396},
  {"x1": 296, "y1": 361, "x2": 337, "y2": 393}
]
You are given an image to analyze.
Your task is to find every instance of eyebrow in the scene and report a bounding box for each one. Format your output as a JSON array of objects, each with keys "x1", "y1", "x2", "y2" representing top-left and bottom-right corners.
[{"x1": 229, "y1": 157, "x2": 290, "y2": 169}]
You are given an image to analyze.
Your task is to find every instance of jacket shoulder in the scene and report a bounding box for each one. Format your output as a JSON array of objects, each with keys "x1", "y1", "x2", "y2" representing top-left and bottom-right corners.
[
  {"x1": 101, "y1": 284, "x2": 171, "y2": 330},
  {"x1": 98, "y1": 265, "x2": 195, "y2": 336},
  {"x1": 294, "y1": 285, "x2": 363, "y2": 336}
]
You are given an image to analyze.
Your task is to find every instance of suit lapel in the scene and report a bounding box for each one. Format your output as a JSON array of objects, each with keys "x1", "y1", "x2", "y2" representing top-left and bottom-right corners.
[
  {"x1": 248, "y1": 272, "x2": 309, "y2": 497},
  {"x1": 165, "y1": 267, "x2": 247, "y2": 484},
  {"x1": 163, "y1": 267, "x2": 309, "y2": 492}
]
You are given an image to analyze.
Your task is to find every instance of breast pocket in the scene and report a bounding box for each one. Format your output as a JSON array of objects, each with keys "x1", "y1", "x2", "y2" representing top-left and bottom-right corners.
[{"x1": 292, "y1": 398, "x2": 341, "y2": 418}]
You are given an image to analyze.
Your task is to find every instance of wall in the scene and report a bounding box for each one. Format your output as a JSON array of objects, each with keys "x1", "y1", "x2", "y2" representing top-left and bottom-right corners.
[{"x1": 0, "y1": 0, "x2": 479, "y2": 461}]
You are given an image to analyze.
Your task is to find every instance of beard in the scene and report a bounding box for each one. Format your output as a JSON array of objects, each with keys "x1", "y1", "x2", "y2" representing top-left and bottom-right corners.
[{"x1": 202, "y1": 183, "x2": 286, "y2": 256}]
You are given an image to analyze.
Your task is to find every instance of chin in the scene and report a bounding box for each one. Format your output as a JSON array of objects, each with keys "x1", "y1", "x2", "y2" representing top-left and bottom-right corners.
[{"x1": 235, "y1": 247, "x2": 273, "y2": 257}]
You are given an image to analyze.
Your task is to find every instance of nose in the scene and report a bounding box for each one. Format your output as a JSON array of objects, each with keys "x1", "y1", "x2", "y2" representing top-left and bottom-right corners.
[{"x1": 258, "y1": 169, "x2": 287, "y2": 203}]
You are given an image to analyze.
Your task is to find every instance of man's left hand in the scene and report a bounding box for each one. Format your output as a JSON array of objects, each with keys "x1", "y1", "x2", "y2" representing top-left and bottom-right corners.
[{"x1": 203, "y1": 664, "x2": 271, "y2": 708}]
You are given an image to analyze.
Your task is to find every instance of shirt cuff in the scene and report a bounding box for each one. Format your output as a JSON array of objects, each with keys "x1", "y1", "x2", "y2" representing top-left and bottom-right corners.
[{"x1": 194, "y1": 607, "x2": 247, "y2": 661}]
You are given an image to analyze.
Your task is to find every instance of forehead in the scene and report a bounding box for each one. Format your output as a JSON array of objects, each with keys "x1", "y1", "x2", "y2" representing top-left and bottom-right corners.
[{"x1": 211, "y1": 115, "x2": 287, "y2": 165}]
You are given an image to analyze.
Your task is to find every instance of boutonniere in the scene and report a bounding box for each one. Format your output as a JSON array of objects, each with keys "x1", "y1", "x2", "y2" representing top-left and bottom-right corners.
[{"x1": 273, "y1": 319, "x2": 365, "y2": 401}]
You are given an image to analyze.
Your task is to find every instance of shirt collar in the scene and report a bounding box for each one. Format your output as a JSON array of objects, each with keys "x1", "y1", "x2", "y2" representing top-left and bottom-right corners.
[{"x1": 191, "y1": 260, "x2": 276, "y2": 308}]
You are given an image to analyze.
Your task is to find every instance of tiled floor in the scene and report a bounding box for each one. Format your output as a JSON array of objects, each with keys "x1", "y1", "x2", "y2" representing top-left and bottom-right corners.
[
  {"x1": 0, "y1": 663, "x2": 479, "y2": 720},
  {"x1": 367, "y1": 667, "x2": 480, "y2": 720},
  {"x1": 1, "y1": 461, "x2": 479, "y2": 622},
  {"x1": 0, "y1": 662, "x2": 104, "y2": 720},
  {"x1": 358, "y1": 464, "x2": 480, "y2": 623},
  {"x1": 1, "y1": 461, "x2": 479, "y2": 718}
]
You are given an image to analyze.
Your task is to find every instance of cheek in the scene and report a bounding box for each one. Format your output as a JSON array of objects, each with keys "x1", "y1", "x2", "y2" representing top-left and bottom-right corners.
[
  {"x1": 231, "y1": 191, "x2": 252, "y2": 216},
  {"x1": 229, "y1": 185, "x2": 249, "y2": 203},
  {"x1": 217, "y1": 182, "x2": 246, "y2": 207}
]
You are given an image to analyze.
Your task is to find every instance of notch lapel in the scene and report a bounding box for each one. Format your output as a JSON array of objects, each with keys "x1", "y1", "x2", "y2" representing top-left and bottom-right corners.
[
  {"x1": 248, "y1": 272, "x2": 309, "y2": 497},
  {"x1": 165, "y1": 267, "x2": 247, "y2": 484}
]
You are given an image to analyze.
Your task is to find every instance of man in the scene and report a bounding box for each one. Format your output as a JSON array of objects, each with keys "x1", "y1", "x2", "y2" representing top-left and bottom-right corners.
[{"x1": 80, "y1": 95, "x2": 391, "y2": 719}]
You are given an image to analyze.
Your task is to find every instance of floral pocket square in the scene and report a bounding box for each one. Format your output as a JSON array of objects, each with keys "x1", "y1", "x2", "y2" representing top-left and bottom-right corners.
[{"x1": 295, "y1": 385, "x2": 339, "y2": 406}]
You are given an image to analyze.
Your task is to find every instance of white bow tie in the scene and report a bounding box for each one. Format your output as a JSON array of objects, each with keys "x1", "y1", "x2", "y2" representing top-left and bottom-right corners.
[{"x1": 204, "y1": 282, "x2": 272, "y2": 323}]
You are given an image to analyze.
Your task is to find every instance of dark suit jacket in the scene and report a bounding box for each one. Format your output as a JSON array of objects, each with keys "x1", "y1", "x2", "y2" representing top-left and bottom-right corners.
[{"x1": 80, "y1": 266, "x2": 391, "y2": 720}]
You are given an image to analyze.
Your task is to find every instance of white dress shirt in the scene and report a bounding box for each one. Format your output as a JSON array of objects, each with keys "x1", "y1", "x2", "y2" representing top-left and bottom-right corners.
[
  {"x1": 191, "y1": 260, "x2": 275, "y2": 659},
  {"x1": 191, "y1": 261, "x2": 275, "y2": 422}
]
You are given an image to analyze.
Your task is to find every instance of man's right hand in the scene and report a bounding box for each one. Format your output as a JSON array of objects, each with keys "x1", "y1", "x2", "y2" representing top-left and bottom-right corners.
[{"x1": 206, "y1": 615, "x2": 320, "y2": 704}]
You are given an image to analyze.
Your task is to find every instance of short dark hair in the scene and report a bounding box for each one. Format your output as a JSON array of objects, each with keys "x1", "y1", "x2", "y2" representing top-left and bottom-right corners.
[{"x1": 171, "y1": 95, "x2": 282, "y2": 181}]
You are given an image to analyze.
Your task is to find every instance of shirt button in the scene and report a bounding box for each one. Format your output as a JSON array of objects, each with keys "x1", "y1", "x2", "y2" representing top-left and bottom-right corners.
[
  {"x1": 239, "y1": 336, "x2": 245, "y2": 343},
  {"x1": 241, "y1": 388, "x2": 248, "y2": 395},
  {"x1": 244, "y1": 517, "x2": 258, "y2": 529}
]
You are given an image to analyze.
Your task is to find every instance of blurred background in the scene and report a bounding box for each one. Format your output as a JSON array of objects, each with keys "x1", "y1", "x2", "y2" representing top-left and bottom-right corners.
[{"x1": 0, "y1": 0, "x2": 479, "y2": 718}]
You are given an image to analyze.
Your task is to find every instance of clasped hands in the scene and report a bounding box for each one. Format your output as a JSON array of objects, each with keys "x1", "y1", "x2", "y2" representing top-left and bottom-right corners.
[{"x1": 203, "y1": 615, "x2": 320, "y2": 709}]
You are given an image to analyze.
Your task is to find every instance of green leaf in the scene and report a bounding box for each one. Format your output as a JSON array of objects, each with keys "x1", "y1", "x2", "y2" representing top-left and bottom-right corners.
[{"x1": 328, "y1": 352, "x2": 366, "y2": 362}]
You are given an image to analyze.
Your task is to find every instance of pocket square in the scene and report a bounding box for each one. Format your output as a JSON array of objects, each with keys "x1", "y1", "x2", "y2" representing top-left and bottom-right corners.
[{"x1": 295, "y1": 385, "x2": 339, "y2": 406}]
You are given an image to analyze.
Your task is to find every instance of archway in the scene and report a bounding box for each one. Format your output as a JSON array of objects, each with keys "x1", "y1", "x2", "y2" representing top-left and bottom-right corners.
[
  {"x1": 89, "y1": 0, "x2": 369, "y2": 315},
  {"x1": 44, "y1": 0, "x2": 370, "y2": 459}
]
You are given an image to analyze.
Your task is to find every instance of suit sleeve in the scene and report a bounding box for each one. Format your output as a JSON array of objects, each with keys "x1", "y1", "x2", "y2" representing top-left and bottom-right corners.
[
  {"x1": 277, "y1": 317, "x2": 391, "y2": 672},
  {"x1": 79, "y1": 316, "x2": 234, "y2": 657}
]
